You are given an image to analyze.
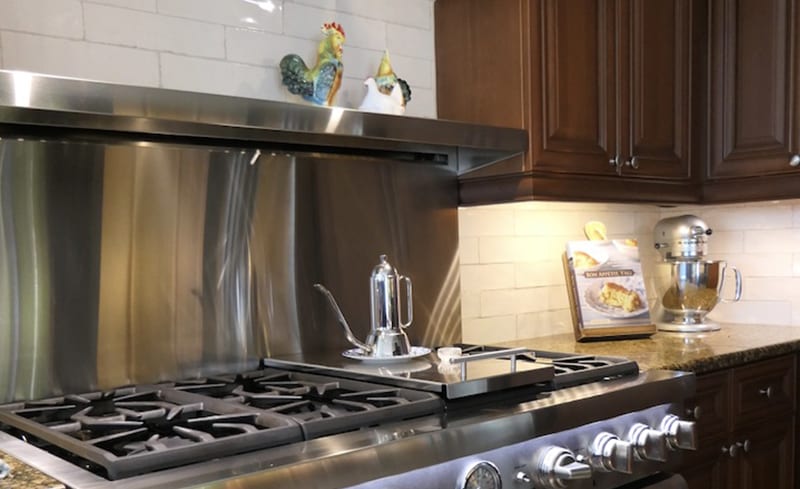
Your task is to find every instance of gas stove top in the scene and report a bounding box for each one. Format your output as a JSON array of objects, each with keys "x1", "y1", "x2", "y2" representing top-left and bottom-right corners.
[
  {"x1": 0, "y1": 347, "x2": 687, "y2": 489},
  {"x1": 0, "y1": 369, "x2": 442, "y2": 480}
]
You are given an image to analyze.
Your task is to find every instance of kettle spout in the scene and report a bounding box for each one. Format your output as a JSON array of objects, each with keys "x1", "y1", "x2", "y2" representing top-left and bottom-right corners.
[{"x1": 314, "y1": 283, "x2": 372, "y2": 354}]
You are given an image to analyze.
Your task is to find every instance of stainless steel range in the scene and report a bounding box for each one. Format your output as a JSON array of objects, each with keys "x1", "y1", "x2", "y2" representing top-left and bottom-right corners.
[
  {"x1": 0, "y1": 346, "x2": 695, "y2": 489},
  {"x1": 0, "y1": 72, "x2": 694, "y2": 489}
]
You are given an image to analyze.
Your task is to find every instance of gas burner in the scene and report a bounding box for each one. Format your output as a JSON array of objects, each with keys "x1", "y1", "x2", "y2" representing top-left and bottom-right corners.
[{"x1": 167, "y1": 370, "x2": 440, "y2": 431}]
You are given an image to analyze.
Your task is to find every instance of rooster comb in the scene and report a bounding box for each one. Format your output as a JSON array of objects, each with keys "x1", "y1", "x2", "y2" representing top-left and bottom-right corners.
[{"x1": 322, "y1": 22, "x2": 345, "y2": 37}]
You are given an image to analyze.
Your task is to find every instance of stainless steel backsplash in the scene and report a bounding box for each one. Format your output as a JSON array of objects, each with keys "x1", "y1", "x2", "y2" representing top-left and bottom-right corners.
[{"x1": 0, "y1": 137, "x2": 461, "y2": 402}]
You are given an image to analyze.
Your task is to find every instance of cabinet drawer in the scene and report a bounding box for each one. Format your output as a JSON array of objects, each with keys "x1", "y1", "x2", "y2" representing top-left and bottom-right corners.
[{"x1": 732, "y1": 355, "x2": 795, "y2": 427}]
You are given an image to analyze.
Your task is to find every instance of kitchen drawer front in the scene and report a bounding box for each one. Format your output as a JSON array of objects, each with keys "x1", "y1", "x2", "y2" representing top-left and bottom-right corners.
[
  {"x1": 732, "y1": 355, "x2": 795, "y2": 427},
  {"x1": 690, "y1": 370, "x2": 730, "y2": 440}
]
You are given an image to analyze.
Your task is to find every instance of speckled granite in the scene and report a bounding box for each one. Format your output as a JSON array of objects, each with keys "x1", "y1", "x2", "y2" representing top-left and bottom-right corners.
[
  {"x1": 498, "y1": 323, "x2": 800, "y2": 374},
  {"x1": 0, "y1": 451, "x2": 64, "y2": 489}
]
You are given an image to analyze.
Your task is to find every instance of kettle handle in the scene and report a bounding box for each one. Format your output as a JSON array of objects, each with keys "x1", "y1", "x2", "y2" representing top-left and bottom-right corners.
[
  {"x1": 314, "y1": 283, "x2": 372, "y2": 353},
  {"x1": 719, "y1": 265, "x2": 743, "y2": 303},
  {"x1": 399, "y1": 275, "x2": 413, "y2": 328}
]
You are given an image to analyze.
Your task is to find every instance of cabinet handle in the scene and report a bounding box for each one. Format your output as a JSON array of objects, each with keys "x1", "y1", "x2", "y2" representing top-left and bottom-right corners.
[
  {"x1": 790, "y1": 154, "x2": 800, "y2": 167},
  {"x1": 609, "y1": 155, "x2": 622, "y2": 175},
  {"x1": 625, "y1": 156, "x2": 639, "y2": 170},
  {"x1": 758, "y1": 386, "x2": 773, "y2": 398},
  {"x1": 685, "y1": 406, "x2": 702, "y2": 420},
  {"x1": 721, "y1": 444, "x2": 739, "y2": 458},
  {"x1": 740, "y1": 439, "x2": 751, "y2": 453}
]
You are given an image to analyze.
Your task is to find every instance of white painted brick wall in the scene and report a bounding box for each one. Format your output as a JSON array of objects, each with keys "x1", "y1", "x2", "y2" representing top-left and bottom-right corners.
[
  {"x1": 459, "y1": 199, "x2": 800, "y2": 344},
  {"x1": 0, "y1": 0, "x2": 436, "y2": 117}
]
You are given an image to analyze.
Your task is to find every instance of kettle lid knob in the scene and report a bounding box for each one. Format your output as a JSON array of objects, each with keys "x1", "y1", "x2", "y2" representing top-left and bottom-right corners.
[{"x1": 372, "y1": 254, "x2": 397, "y2": 279}]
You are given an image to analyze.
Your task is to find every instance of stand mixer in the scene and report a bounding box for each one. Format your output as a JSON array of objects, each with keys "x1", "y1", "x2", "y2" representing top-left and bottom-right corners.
[{"x1": 652, "y1": 215, "x2": 742, "y2": 332}]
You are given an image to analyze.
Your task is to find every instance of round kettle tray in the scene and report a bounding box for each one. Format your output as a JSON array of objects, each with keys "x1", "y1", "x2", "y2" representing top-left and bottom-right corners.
[{"x1": 342, "y1": 346, "x2": 431, "y2": 363}]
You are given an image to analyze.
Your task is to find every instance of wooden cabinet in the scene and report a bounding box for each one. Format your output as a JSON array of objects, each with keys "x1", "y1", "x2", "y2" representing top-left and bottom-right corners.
[
  {"x1": 436, "y1": 0, "x2": 701, "y2": 205},
  {"x1": 679, "y1": 355, "x2": 796, "y2": 489},
  {"x1": 703, "y1": 0, "x2": 800, "y2": 202}
]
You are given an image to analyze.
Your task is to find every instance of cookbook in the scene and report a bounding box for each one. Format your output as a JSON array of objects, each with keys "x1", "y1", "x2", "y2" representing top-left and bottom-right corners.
[{"x1": 563, "y1": 239, "x2": 656, "y2": 341}]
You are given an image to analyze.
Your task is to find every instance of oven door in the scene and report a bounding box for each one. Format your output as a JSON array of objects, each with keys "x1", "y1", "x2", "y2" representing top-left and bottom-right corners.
[{"x1": 621, "y1": 473, "x2": 688, "y2": 489}]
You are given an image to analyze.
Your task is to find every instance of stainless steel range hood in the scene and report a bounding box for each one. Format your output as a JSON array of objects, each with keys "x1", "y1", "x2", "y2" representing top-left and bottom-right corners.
[{"x1": 0, "y1": 70, "x2": 526, "y2": 173}]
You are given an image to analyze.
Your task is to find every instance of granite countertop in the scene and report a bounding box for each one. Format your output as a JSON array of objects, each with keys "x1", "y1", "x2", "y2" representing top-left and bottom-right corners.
[
  {"x1": 0, "y1": 450, "x2": 64, "y2": 489},
  {"x1": 498, "y1": 323, "x2": 800, "y2": 374}
]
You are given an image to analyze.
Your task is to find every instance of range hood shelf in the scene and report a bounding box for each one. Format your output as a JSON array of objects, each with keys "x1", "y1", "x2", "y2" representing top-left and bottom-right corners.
[{"x1": 0, "y1": 71, "x2": 527, "y2": 174}]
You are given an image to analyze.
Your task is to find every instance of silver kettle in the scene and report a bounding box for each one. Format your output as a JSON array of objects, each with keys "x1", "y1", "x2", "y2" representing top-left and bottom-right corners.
[{"x1": 315, "y1": 255, "x2": 413, "y2": 357}]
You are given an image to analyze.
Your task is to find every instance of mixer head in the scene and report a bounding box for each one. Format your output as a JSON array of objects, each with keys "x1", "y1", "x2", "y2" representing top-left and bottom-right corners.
[{"x1": 653, "y1": 215, "x2": 712, "y2": 261}]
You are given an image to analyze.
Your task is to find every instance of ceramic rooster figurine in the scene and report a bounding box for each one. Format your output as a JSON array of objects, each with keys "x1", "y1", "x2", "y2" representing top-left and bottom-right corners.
[
  {"x1": 374, "y1": 50, "x2": 411, "y2": 107},
  {"x1": 358, "y1": 77, "x2": 405, "y2": 115},
  {"x1": 358, "y1": 50, "x2": 412, "y2": 115},
  {"x1": 280, "y1": 22, "x2": 345, "y2": 106}
]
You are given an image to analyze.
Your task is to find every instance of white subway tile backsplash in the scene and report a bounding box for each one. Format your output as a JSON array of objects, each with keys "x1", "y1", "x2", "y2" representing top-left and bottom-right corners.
[
  {"x1": 157, "y1": 0, "x2": 283, "y2": 32},
  {"x1": 226, "y1": 27, "x2": 316, "y2": 67},
  {"x1": 0, "y1": 0, "x2": 83, "y2": 38},
  {"x1": 700, "y1": 203, "x2": 793, "y2": 230},
  {"x1": 740, "y1": 277, "x2": 800, "y2": 301},
  {"x1": 283, "y1": 3, "x2": 385, "y2": 50},
  {"x1": 711, "y1": 252, "x2": 793, "y2": 278},
  {"x1": 708, "y1": 230, "x2": 744, "y2": 253},
  {"x1": 459, "y1": 208, "x2": 515, "y2": 237},
  {"x1": 709, "y1": 300, "x2": 793, "y2": 326},
  {"x1": 2, "y1": 32, "x2": 160, "y2": 86},
  {"x1": 403, "y1": 86, "x2": 435, "y2": 118},
  {"x1": 85, "y1": 4, "x2": 225, "y2": 58},
  {"x1": 341, "y1": 45, "x2": 386, "y2": 82},
  {"x1": 390, "y1": 53, "x2": 432, "y2": 89},
  {"x1": 743, "y1": 229, "x2": 800, "y2": 253},
  {"x1": 514, "y1": 261, "x2": 565, "y2": 288},
  {"x1": 459, "y1": 237, "x2": 479, "y2": 265},
  {"x1": 517, "y1": 310, "x2": 573, "y2": 338},
  {"x1": 160, "y1": 53, "x2": 284, "y2": 99},
  {"x1": 386, "y1": 24, "x2": 434, "y2": 60},
  {"x1": 86, "y1": 0, "x2": 157, "y2": 12},
  {"x1": 290, "y1": 0, "x2": 432, "y2": 29},
  {"x1": 478, "y1": 236, "x2": 516, "y2": 263},
  {"x1": 461, "y1": 290, "x2": 480, "y2": 319},
  {"x1": 460, "y1": 264, "x2": 515, "y2": 292},
  {"x1": 462, "y1": 316, "x2": 516, "y2": 344},
  {"x1": 480, "y1": 288, "x2": 548, "y2": 317}
]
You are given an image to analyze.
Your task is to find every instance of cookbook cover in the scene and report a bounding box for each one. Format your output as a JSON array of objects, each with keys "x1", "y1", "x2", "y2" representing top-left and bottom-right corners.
[{"x1": 563, "y1": 239, "x2": 656, "y2": 341}]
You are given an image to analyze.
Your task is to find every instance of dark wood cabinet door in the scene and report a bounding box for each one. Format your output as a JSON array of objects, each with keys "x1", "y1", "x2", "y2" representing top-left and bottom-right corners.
[
  {"x1": 681, "y1": 436, "x2": 729, "y2": 489},
  {"x1": 619, "y1": 0, "x2": 691, "y2": 179},
  {"x1": 529, "y1": 0, "x2": 618, "y2": 175},
  {"x1": 709, "y1": 0, "x2": 799, "y2": 178},
  {"x1": 435, "y1": 0, "x2": 527, "y2": 131},
  {"x1": 731, "y1": 419, "x2": 795, "y2": 489}
]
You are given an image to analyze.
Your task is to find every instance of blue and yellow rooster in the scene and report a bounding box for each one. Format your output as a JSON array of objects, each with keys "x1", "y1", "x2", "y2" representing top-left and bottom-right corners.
[{"x1": 280, "y1": 22, "x2": 345, "y2": 106}]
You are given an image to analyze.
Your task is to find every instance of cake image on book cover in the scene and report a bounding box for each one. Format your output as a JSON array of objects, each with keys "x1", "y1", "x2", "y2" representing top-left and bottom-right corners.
[{"x1": 563, "y1": 240, "x2": 655, "y2": 340}]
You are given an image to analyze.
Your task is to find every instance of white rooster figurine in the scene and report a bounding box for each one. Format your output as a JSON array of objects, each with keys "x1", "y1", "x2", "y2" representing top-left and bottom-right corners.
[
  {"x1": 358, "y1": 50, "x2": 410, "y2": 115},
  {"x1": 358, "y1": 77, "x2": 405, "y2": 115}
]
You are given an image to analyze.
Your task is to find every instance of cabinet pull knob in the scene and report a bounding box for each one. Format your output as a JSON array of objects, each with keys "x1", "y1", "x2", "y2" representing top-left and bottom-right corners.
[
  {"x1": 685, "y1": 406, "x2": 701, "y2": 419},
  {"x1": 721, "y1": 444, "x2": 738, "y2": 458},
  {"x1": 790, "y1": 154, "x2": 800, "y2": 167},
  {"x1": 740, "y1": 439, "x2": 751, "y2": 453},
  {"x1": 758, "y1": 386, "x2": 773, "y2": 398},
  {"x1": 609, "y1": 155, "x2": 622, "y2": 174},
  {"x1": 626, "y1": 156, "x2": 639, "y2": 170}
]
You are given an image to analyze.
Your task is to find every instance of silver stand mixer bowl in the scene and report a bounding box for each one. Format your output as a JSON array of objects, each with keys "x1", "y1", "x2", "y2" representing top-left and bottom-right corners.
[{"x1": 652, "y1": 216, "x2": 741, "y2": 333}]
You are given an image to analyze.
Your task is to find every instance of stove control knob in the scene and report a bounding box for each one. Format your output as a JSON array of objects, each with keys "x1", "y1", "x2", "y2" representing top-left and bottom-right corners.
[
  {"x1": 627, "y1": 423, "x2": 668, "y2": 462},
  {"x1": 660, "y1": 414, "x2": 697, "y2": 450},
  {"x1": 533, "y1": 446, "x2": 592, "y2": 488},
  {"x1": 0, "y1": 459, "x2": 9, "y2": 479},
  {"x1": 589, "y1": 432, "x2": 634, "y2": 473}
]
